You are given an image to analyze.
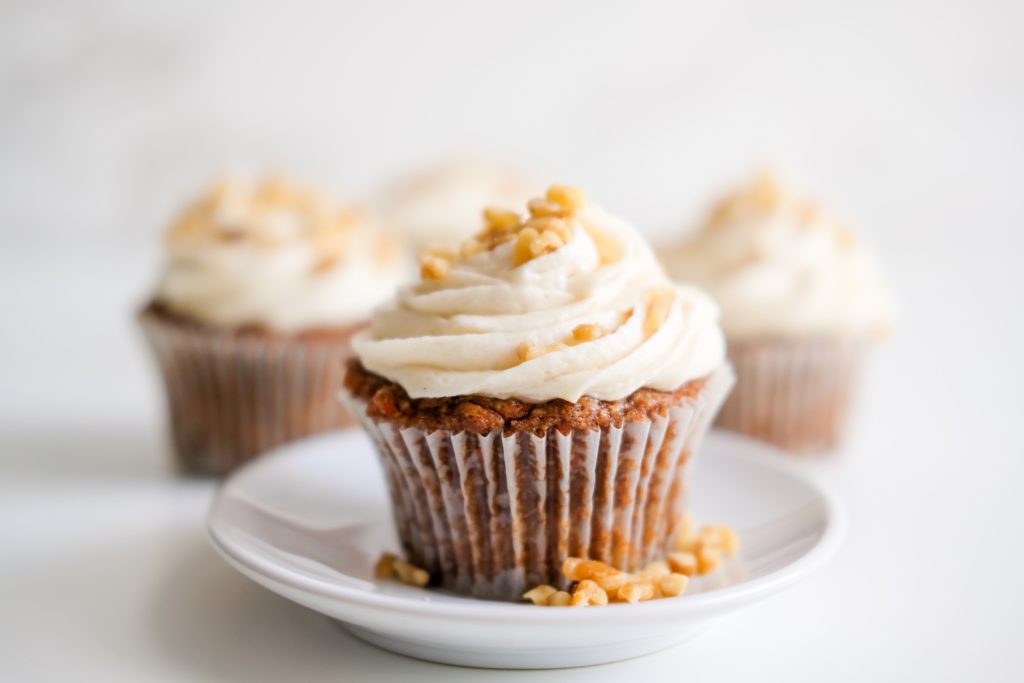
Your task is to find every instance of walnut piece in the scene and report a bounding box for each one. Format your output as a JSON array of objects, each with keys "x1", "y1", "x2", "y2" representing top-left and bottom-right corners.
[
  {"x1": 644, "y1": 288, "x2": 675, "y2": 337},
  {"x1": 453, "y1": 185, "x2": 589, "y2": 267},
  {"x1": 570, "y1": 579, "x2": 609, "y2": 606},
  {"x1": 420, "y1": 252, "x2": 451, "y2": 281},
  {"x1": 522, "y1": 584, "x2": 558, "y2": 606},
  {"x1": 667, "y1": 551, "x2": 698, "y2": 576},
  {"x1": 522, "y1": 519, "x2": 741, "y2": 607},
  {"x1": 374, "y1": 552, "x2": 430, "y2": 587},
  {"x1": 571, "y1": 323, "x2": 606, "y2": 344},
  {"x1": 546, "y1": 184, "x2": 587, "y2": 211}
]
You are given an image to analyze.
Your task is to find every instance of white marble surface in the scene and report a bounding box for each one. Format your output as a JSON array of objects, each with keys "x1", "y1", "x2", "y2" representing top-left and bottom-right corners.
[{"x1": 2, "y1": 1, "x2": 1023, "y2": 680}]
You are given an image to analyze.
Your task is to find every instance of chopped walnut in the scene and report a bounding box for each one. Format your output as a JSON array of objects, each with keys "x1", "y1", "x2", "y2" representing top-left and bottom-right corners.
[
  {"x1": 675, "y1": 515, "x2": 696, "y2": 548},
  {"x1": 571, "y1": 323, "x2": 606, "y2": 344},
  {"x1": 455, "y1": 185, "x2": 589, "y2": 267},
  {"x1": 699, "y1": 524, "x2": 741, "y2": 556},
  {"x1": 644, "y1": 288, "x2": 675, "y2": 337},
  {"x1": 167, "y1": 174, "x2": 386, "y2": 274},
  {"x1": 522, "y1": 519, "x2": 741, "y2": 607},
  {"x1": 563, "y1": 557, "x2": 631, "y2": 592},
  {"x1": 696, "y1": 546, "x2": 721, "y2": 575},
  {"x1": 523, "y1": 585, "x2": 575, "y2": 607},
  {"x1": 513, "y1": 321, "x2": 610, "y2": 367},
  {"x1": 374, "y1": 552, "x2": 430, "y2": 587},
  {"x1": 374, "y1": 552, "x2": 400, "y2": 579},
  {"x1": 515, "y1": 341, "x2": 540, "y2": 363},
  {"x1": 676, "y1": 520, "x2": 741, "y2": 563},
  {"x1": 667, "y1": 551, "x2": 698, "y2": 576},
  {"x1": 583, "y1": 223, "x2": 622, "y2": 265},
  {"x1": 570, "y1": 579, "x2": 609, "y2": 606},
  {"x1": 659, "y1": 573, "x2": 689, "y2": 597},
  {"x1": 639, "y1": 560, "x2": 670, "y2": 581},
  {"x1": 616, "y1": 581, "x2": 655, "y2": 604},
  {"x1": 515, "y1": 339, "x2": 569, "y2": 364},
  {"x1": 483, "y1": 207, "x2": 521, "y2": 231},
  {"x1": 546, "y1": 184, "x2": 587, "y2": 212},
  {"x1": 524, "y1": 216, "x2": 573, "y2": 241},
  {"x1": 420, "y1": 251, "x2": 451, "y2": 281},
  {"x1": 527, "y1": 197, "x2": 572, "y2": 218},
  {"x1": 548, "y1": 590, "x2": 572, "y2": 607},
  {"x1": 523, "y1": 584, "x2": 558, "y2": 606}
]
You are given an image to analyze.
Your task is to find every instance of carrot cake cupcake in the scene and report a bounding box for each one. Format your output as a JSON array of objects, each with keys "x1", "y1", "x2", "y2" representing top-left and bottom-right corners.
[
  {"x1": 139, "y1": 174, "x2": 407, "y2": 475},
  {"x1": 662, "y1": 171, "x2": 893, "y2": 453},
  {"x1": 344, "y1": 185, "x2": 732, "y2": 600}
]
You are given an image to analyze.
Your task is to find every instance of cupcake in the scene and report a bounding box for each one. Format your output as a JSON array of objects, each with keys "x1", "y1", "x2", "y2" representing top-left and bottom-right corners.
[
  {"x1": 662, "y1": 171, "x2": 893, "y2": 454},
  {"x1": 377, "y1": 160, "x2": 537, "y2": 252},
  {"x1": 344, "y1": 185, "x2": 732, "y2": 601},
  {"x1": 139, "y1": 175, "x2": 407, "y2": 475}
]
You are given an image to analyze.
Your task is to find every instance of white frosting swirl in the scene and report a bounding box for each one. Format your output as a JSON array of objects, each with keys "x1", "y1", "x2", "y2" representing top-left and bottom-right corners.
[
  {"x1": 154, "y1": 176, "x2": 408, "y2": 332},
  {"x1": 378, "y1": 161, "x2": 537, "y2": 250},
  {"x1": 354, "y1": 192, "x2": 725, "y2": 402},
  {"x1": 662, "y1": 173, "x2": 893, "y2": 340}
]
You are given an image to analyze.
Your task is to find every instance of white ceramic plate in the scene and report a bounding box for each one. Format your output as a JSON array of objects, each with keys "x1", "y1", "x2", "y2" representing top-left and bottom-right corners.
[{"x1": 208, "y1": 429, "x2": 844, "y2": 669}]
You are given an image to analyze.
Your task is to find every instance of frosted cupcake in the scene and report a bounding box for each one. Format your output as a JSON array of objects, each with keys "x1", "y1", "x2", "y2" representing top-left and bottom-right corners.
[
  {"x1": 662, "y1": 172, "x2": 893, "y2": 454},
  {"x1": 377, "y1": 160, "x2": 536, "y2": 251},
  {"x1": 139, "y1": 175, "x2": 407, "y2": 475},
  {"x1": 344, "y1": 185, "x2": 732, "y2": 601}
]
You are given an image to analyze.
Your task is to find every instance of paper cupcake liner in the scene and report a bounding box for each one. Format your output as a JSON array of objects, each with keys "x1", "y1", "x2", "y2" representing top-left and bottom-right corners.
[
  {"x1": 344, "y1": 366, "x2": 733, "y2": 601},
  {"x1": 139, "y1": 307, "x2": 361, "y2": 476},
  {"x1": 715, "y1": 337, "x2": 864, "y2": 454}
]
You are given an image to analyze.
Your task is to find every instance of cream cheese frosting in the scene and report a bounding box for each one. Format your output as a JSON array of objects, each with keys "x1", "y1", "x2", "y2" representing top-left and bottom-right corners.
[
  {"x1": 353, "y1": 185, "x2": 726, "y2": 402},
  {"x1": 154, "y1": 176, "x2": 408, "y2": 332},
  {"x1": 377, "y1": 161, "x2": 538, "y2": 251},
  {"x1": 662, "y1": 172, "x2": 893, "y2": 340}
]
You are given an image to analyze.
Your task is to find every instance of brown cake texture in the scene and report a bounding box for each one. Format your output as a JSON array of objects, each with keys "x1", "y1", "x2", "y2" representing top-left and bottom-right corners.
[
  {"x1": 344, "y1": 359, "x2": 707, "y2": 436},
  {"x1": 140, "y1": 302, "x2": 365, "y2": 476},
  {"x1": 344, "y1": 360, "x2": 729, "y2": 601}
]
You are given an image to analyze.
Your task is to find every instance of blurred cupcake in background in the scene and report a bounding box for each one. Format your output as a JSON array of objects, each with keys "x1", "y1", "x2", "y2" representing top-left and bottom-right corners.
[
  {"x1": 662, "y1": 171, "x2": 893, "y2": 454},
  {"x1": 139, "y1": 174, "x2": 407, "y2": 475},
  {"x1": 345, "y1": 185, "x2": 732, "y2": 600},
  {"x1": 377, "y1": 159, "x2": 537, "y2": 251}
]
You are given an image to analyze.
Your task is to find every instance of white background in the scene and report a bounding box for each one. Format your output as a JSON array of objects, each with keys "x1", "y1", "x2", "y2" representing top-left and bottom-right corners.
[{"x1": 2, "y1": 1, "x2": 1022, "y2": 681}]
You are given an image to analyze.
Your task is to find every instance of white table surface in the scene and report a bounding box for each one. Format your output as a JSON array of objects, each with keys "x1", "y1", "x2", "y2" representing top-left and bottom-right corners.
[{"x1": 2, "y1": 237, "x2": 1022, "y2": 682}]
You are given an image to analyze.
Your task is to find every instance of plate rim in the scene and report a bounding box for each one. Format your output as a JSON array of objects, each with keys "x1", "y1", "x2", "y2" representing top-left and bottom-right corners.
[{"x1": 207, "y1": 429, "x2": 846, "y2": 624}]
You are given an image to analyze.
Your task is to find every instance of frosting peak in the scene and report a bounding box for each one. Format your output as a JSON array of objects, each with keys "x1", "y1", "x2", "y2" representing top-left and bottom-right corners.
[
  {"x1": 353, "y1": 186, "x2": 725, "y2": 402},
  {"x1": 154, "y1": 175, "x2": 407, "y2": 331},
  {"x1": 663, "y1": 172, "x2": 894, "y2": 340}
]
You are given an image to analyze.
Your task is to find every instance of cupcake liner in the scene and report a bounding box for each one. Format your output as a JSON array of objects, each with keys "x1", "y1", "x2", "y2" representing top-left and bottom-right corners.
[
  {"x1": 715, "y1": 337, "x2": 864, "y2": 454},
  {"x1": 139, "y1": 307, "x2": 361, "y2": 476},
  {"x1": 343, "y1": 366, "x2": 733, "y2": 601}
]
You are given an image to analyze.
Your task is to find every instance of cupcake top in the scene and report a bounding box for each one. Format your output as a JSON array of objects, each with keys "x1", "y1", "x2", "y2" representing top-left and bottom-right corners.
[
  {"x1": 662, "y1": 172, "x2": 893, "y2": 340},
  {"x1": 154, "y1": 175, "x2": 407, "y2": 332},
  {"x1": 377, "y1": 161, "x2": 537, "y2": 251},
  {"x1": 353, "y1": 185, "x2": 725, "y2": 403}
]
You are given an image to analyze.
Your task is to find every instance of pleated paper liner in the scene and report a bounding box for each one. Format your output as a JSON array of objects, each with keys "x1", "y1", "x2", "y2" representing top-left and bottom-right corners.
[
  {"x1": 139, "y1": 305, "x2": 362, "y2": 476},
  {"x1": 344, "y1": 366, "x2": 733, "y2": 602},
  {"x1": 715, "y1": 337, "x2": 864, "y2": 454}
]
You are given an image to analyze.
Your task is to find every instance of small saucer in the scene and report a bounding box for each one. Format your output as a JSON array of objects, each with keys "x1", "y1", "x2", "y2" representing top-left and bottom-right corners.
[{"x1": 208, "y1": 429, "x2": 844, "y2": 669}]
